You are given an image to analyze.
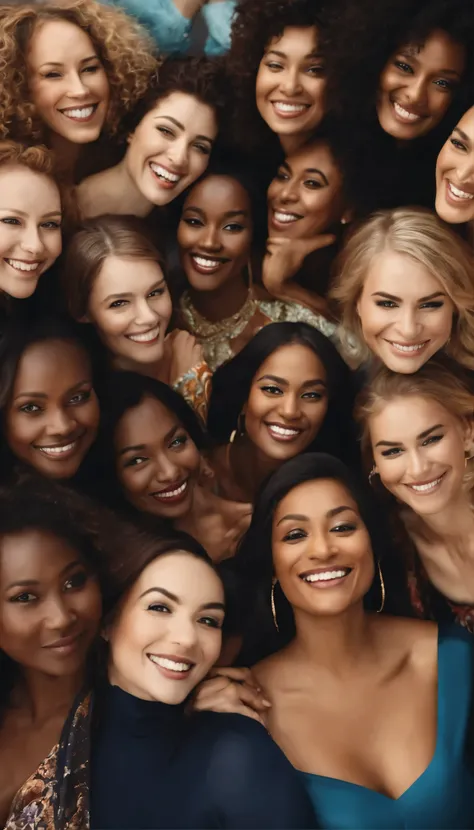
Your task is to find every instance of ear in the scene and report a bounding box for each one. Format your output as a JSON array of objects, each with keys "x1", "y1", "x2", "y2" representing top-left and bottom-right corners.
[
  {"x1": 463, "y1": 416, "x2": 474, "y2": 456},
  {"x1": 126, "y1": 131, "x2": 135, "y2": 146},
  {"x1": 356, "y1": 296, "x2": 362, "y2": 319}
]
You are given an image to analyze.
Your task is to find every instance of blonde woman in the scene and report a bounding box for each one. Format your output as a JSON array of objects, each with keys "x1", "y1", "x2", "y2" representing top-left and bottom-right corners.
[
  {"x1": 0, "y1": 0, "x2": 157, "y2": 177},
  {"x1": 356, "y1": 357, "x2": 474, "y2": 631},
  {"x1": 330, "y1": 207, "x2": 474, "y2": 373}
]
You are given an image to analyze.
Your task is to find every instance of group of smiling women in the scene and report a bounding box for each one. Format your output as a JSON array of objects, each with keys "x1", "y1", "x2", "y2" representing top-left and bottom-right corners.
[{"x1": 0, "y1": 0, "x2": 474, "y2": 828}]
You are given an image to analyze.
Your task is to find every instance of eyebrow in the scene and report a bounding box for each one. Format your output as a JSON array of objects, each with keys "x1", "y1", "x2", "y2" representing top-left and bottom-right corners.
[
  {"x1": 183, "y1": 207, "x2": 248, "y2": 219},
  {"x1": 454, "y1": 127, "x2": 470, "y2": 143},
  {"x1": 138, "y1": 586, "x2": 225, "y2": 611},
  {"x1": 277, "y1": 505, "x2": 356, "y2": 526},
  {"x1": 375, "y1": 423, "x2": 444, "y2": 448},
  {"x1": 119, "y1": 422, "x2": 182, "y2": 456},
  {"x1": 102, "y1": 279, "x2": 165, "y2": 304},
  {"x1": 5, "y1": 559, "x2": 82, "y2": 591},
  {"x1": 265, "y1": 49, "x2": 322, "y2": 60},
  {"x1": 371, "y1": 291, "x2": 446, "y2": 302},
  {"x1": 305, "y1": 168, "x2": 329, "y2": 185},
  {"x1": 14, "y1": 379, "x2": 91, "y2": 402},
  {"x1": 38, "y1": 55, "x2": 98, "y2": 69},
  {"x1": 155, "y1": 116, "x2": 213, "y2": 144},
  {"x1": 0, "y1": 209, "x2": 62, "y2": 218},
  {"x1": 257, "y1": 373, "x2": 326, "y2": 388}
]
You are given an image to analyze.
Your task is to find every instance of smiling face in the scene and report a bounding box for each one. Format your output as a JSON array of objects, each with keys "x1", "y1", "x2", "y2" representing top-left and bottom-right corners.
[
  {"x1": 178, "y1": 175, "x2": 252, "y2": 292},
  {"x1": 107, "y1": 551, "x2": 224, "y2": 703},
  {"x1": 27, "y1": 19, "x2": 110, "y2": 144},
  {"x1": 0, "y1": 166, "x2": 62, "y2": 298},
  {"x1": 243, "y1": 343, "x2": 328, "y2": 462},
  {"x1": 356, "y1": 249, "x2": 454, "y2": 372},
  {"x1": 376, "y1": 30, "x2": 465, "y2": 141},
  {"x1": 436, "y1": 107, "x2": 474, "y2": 225},
  {"x1": 125, "y1": 92, "x2": 217, "y2": 207},
  {"x1": 5, "y1": 339, "x2": 100, "y2": 479},
  {"x1": 87, "y1": 256, "x2": 172, "y2": 367},
  {"x1": 272, "y1": 478, "x2": 374, "y2": 618},
  {"x1": 256, "y1": 26, "x2": 325, "y2": 147},
  {"x1": 0, "y1": 528, "x2": 101, "y2": 678},
  {"x1": 369, "y1": 395, "x2": 472, "y2": 516},
  {"x1": 267, "y1": 141, "x2": 346, "y2": 237},
  {"x1": 115, "y1": 395, "x2": 201, "y2": 520}
]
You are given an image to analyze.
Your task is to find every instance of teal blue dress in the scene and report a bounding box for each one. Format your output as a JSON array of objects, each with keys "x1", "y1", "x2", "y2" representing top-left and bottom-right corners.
[{"x1": 299, "y1": 624, "x2": 474, "y2": 829}]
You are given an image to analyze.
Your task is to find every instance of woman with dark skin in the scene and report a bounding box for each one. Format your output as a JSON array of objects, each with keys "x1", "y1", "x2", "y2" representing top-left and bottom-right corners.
[{"x1": 207, "y1": 322, "x2": 359, "y2": 503}]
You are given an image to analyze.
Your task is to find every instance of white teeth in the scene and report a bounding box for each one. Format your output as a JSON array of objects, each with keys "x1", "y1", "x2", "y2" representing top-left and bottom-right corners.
[
  {"x1": 274, "y1": 211, "x2": 300, "y2": 223},
  {"x1": 62, "y1": 106, "x2": 95, "y2": 119},
  {"x1": 6, "y1": 259, "x2": 40, "y2": 272},
  {"x1": 409, "y1": 477, "x2": 443, "y2": 493},
  {"x1": 268, "y1": 424, "x2": 300, "y2": 437},
  {"x1": 150, "y1": 163, "x2": 180, "y2": 183},
  {"x1": 154, "y1": 481, "x2": 187, "y2": 500},
  {"x1": 273, "y1": 102, "x2": 307, "y2": 114},
  {"x1": 128, "y1": 326, "x2": 159, "y2": 343},
  {"x1": 390, "y1": 342, "x2": 426, "y2": 353},
  {"x1": 149, "y1": 655, "x2": 192, "y2": 672},
  {"x1": 448, "y1": 182, "x2": 474, "y2": 200},
  {"x1": 303, "y1": 569, "x2": 348, "y2": 583},
  {"x1": 192, "y1": 256, "x2": 221, "y2": 268},
  {"x1": 393, "y1": 102, "x2": 420, "y2": 122},
  {"x1": 38, "y1": 442, "x2": 76, "y2": 455}
]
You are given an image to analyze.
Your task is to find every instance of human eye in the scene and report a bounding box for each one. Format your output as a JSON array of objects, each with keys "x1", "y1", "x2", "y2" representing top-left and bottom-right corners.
[
  {"x1": 83, "y1": 63, "x2": 100, "y2": 74},
  {"x1": 1, "y1": 216, "x2": 21, "y2": 225},
  {"x1": 198, "y1": 615, "x2": 223, "y2": 629},
  {"x1": 193, "y1": 142, "x2": 211, "y2": 155},
  {"x1": 149, "y1": 286, "x2": 166, "y2": 298},
  {"x1": 394, "y1": 60, "x2": 413, "y2": 74},
  {"x1": 265, "y1": 60, "x2": 283, "y2": 71},
  {"x1": 9, "y1": 591, "x2": 37, "y2": 603},
  {"x1": 419, "y1": 300, "x2": 444, "y2": 310},
  {"x1": 183, "y1": 216, "x2": 204, "y2": 228},
  {"x1": 275, "y1": 168, "x2": 289, "y2": 181},
  {"x1": 450, "y1": 137, "x2": 467, "y2": 151},
  {"x1": 41, "y1": 220, "x2": 61, "y2": 230},
  {"x1": 64, "y1": 570, "x2": 88, "y2": 591},
  {"x1": 260, "y1": 384, "x2": 282, "y2": 395},
  {"x1": 301, "y1": 390, "x2": 323, "y2": 400},
  {"x1": 19, "y1": 402, "x2": 41, "y2": 414},
  {"x1": 170, "y1": 433, "x2": 188, "y2": 450},
  {"x1": 124, "y1": 455, "x2": 148, "y2": 468},
  {"x1": 223, "y1": 222, "x2": 244, "y2": 233},
  {"x1": 434, "y1": 78, "x2": 455, "y2": 91},
  {"x1": 304, "y1": 178, "x2": 324, "y2": 189},
  {"x1": 69, "y1": 389, "x2": 92, "y2": 405},
  {"x1": 375, "y1": 299, "x2": 398, "y2": 309},
  {"x1": 330, "y1": 522, "x2": 357, "y2": 534},
  {"x1": 44, "y1": 70, "x2": 62, "y2": 79},
  {"x1": 422, "y1": 433, "x2": 443, "y2": 447},
  {"x1": 148, "y1": 602, "x2": 171, "y2": 613},
  {"x1": 157, "y1": 125, "x2": 174, "y2": 137},
  {"x1": 381, "y1": 446, "x2": 403, "y2": 458},
  {"x1": 307, "y1": 64, "x2": 325, "y2": 77},
  {"x1": 109, "y1": 299, "x2": 127, "y2": 309},
  {"x1": 282, "y1": 527, "x2": 307, "y2": 542}
]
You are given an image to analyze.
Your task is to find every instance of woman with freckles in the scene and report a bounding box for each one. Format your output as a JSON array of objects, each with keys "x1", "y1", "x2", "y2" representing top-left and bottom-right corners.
[
  {"x1": 435, "y1": 104, "x2": 474, "y2": 247},
  {"x1": 0, "y1": 0, "x2": 157, "y2": 179},
  {"x1": 231, "y1": 452, "x2": 474, "y2": 828},
  {"x1": 357, "y1": 358, "x2": 474, "y2": 634},
  {"x1": 330, "y1": 207, "x2": 474, "y2": 374}
]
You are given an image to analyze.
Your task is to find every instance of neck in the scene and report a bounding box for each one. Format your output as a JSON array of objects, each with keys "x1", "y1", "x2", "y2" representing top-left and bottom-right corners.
[
  {"x1": 104, "y1": 158, "x2": 154, "y2": 218},
  {"x1": 175, "y1": 484, "x2": 219, "y2": 535},
  {"x1": 279, "y1": 133, "x2": 308, "y2": 155},
  {"x1": 410, "y1": 490, "x2": 474, "y2": 550},
  {"x1": 188, "y1": 271, "x2": 249, "y2": 322},
  {"x1": 49, "y1": 130, "x2": 82, "y2": 180},
  {"x1": 230, "y1": 436, "x2": 281, "y2": 500},
  {"x1": 15, "y1": 665, "x2": 85, "y2": 723},
  {"x1": 290, "y1": 603, "x2": 375, "y2": 675},
  {"x1": 111, "y1": 353, "x2": 168, "y2": 383}
]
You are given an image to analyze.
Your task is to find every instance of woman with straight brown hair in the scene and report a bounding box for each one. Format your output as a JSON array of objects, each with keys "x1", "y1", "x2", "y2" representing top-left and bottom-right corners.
[{"x1": 62, "y1": 213, "x2": 211, "y2": 420}]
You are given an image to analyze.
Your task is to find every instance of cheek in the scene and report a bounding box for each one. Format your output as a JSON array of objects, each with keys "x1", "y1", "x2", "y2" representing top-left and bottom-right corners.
[
  {"x1": 189, "y1": 151, "x2": 211, "y2": 180},
  {"x1": 0, "y1": 227, "x2": 18, "y2": 255},
  {"x1": 177, "y1": 222, "x2": 193, "y2": 249},
  {"x1": 45, "y1": 230, "x2": 62, "y2": 259},
  {"x1": 119, "y1": 466, "x2": 151, "y2": 495},
  {"x1": 0, "y1": 610, "x2": 38, "y2": 659},
  {"x1": 5, "y1": 413, "x2": 36, "y2": 448},
  {"x1": 156, "y1": 293, "x2": 173, "y2": 327},
  {"x1": 74, "y1": 582, "x2": 102, "y2": 628},
  {"x1": 255, "y1": 64, "x2": 269, "y2": 102},
  {"x1": 377, "y1": 457, "x2": 403, "y2": 490},
  {"x1": 424, "y1": 309, "x2": 454, "y2": 339},
  {"x1": 81, "y1": 399, "x2": 100, "y2": 431},
  {"x1": 304, "y1": 400, "x2": 328, "y2": 436},
  {"x1": 197, "y1": 628, "x2": 222, "y2": 673},
  {"x1": 378, "y1": 65, "x2": 396, "y2": 96}
]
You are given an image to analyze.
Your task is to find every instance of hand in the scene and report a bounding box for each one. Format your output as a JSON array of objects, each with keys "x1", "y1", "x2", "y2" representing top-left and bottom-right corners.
[
  {"x1": 191, "y1": 666, "x2": 271, "y2": 725},
  {"x1": 263, "y1": 234, "x2": 336, "y2": 316},
  {"x1": 166, "y1": 329, "x2": 203, "y2": 386}
]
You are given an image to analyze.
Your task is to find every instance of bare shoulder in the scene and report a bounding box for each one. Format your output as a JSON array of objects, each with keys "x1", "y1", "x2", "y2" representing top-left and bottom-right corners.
[
  {"x1": 374, "y1": 615, "x2": 439, "y2": 670},
  {"x1": 252, "y1": 647, "x2": 291, "y2": 689}
]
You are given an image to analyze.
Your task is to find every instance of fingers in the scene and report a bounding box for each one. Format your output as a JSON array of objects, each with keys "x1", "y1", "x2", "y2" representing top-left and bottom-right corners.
[
  {"x1": 209, "y1": 666, "x2": 259, "y2": 686},
  {"x1": 192, "y1": 675, "x2": 271, "y2": 721}
]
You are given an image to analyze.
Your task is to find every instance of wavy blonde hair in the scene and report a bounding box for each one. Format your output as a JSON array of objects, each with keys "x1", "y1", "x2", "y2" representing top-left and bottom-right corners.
[
  {"x1": 0, "y1": 0, "x2": 158, "y2": 143},
  {"x1": 355, "y1": 357, "x2": 474, "y2": 498},
  {"x1": 330, "y1": 207, "x2": 474, "y2": 370}
]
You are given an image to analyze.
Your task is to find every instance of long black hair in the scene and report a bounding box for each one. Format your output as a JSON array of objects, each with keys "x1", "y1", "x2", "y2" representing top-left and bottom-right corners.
[{"x1": 207, "y1": 322, "x2": 360, "y2": 468}]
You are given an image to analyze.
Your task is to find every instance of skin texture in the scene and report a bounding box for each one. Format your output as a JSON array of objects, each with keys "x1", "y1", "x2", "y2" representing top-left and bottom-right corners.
[
  {"x1": 256, "y1": 26, "x2": 326, "y2": 152},
  {"x1": 106, "y1": 551, "x2": 224, "y2": 703},
  {"x1": 27, "y1": 20, "x2": 110, "y2": 146},
  {"x1": 436, "y1": 106, "x2": 474, "y2": 225},
  {"x1": 87, "y1": 256, "x2": 173, "y2": 368},
  {"x1": 356, "y1": 250, "x2": 454, "y2": 372},
  {"x1": 4, "y1": 339, "x2": 99, "y2": 480},
  {"x1": 0, "y1": 166, "x2": 62, "y2": 299},
  {"x1": 376, "y1": 30, "x2": 466, "y2": 141}
]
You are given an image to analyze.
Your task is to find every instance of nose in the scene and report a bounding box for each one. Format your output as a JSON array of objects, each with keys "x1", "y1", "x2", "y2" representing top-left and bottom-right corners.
[
  {"x1": 134, "y1": 298, "x2": 158, "y2": 327},
  {"x1": 167, "y1": 138, "x2": 188, "y2": 173},
  {"x1": 45, "y1": 407, "x2": 75, "y2": 437},
  {"x1": 169, "y1": 613, "x2": 198, "y2": 650},
  {"x1": 406, "y1": 449, "x2": 431, "y2": 480},
  {"x1": 307, "y1": 531, "x2": 337, "y2": 562},
  {"x1": 278, "y1": 178, "x2": 299, "y2": 204},
  {"x1": 395, "y1": 306, "x2": 421, "y2": 340},
  {"x1": 155, "y1": 451, "x2": 180, "y2": 484},
  {"x1": 455, "y1": 159, "x2": 474, "y2": 182},
  {"x1": 279, "y1": 67, "x2": 303, "y2": 97},
  {"x1": 66, "y1": 71, "x2": 89, "y2": 98},
  {"x1": 199, "y1": 224, "x2": 222, "y2": 253},
  {"x1": 20, "y1": 224, "x2": 44, "y2": 257},
  {"x1": 404, "y1": 74, "x2": 428, "y2": 108},
  {"x1": 278, "y1": 392, "x2": 301, "y2": 421},
  {"x1": 45, "y1": 595, "x2": 75, "y2": 631}
]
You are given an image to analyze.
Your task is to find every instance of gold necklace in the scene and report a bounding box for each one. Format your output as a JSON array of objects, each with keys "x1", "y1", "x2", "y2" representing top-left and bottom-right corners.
[{"x1": 179, "y1": 290, "x2": 258, "y2": 341}]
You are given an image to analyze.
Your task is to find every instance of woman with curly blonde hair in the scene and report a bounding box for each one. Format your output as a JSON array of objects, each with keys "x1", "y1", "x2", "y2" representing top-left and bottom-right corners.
[
  {"x1": 356, "y1": 356, "x2": 474, "y2": 632},
  {"x1": 0, "y1": 0, "x2": 158, "y2": 175},
  {"x1": 330, "y1": 207, "x2": 474, "y2": 373}
]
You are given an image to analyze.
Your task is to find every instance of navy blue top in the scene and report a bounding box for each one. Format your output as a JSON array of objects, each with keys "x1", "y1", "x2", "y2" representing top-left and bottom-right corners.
[
  {"x1": 90, "y1": 684, "x2": 317, "y2": 829},
  {"x1": 300, "y1": 624, "x2": 474, "y2": 829}
]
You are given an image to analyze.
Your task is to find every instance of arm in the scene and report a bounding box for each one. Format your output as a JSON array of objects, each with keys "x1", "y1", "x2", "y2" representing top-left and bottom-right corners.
[{"x1": 105, "y1": 0, "x2": 198, "y2": 53}]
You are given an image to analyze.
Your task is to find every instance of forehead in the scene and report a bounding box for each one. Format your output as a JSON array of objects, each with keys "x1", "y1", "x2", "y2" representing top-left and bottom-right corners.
[
  {"x1": 287, "y1": 142, "x2": 339, "y2": 176},
  {"x1": 184, "y1": 176, "x2": 250, "y2": 212},
  {"x1": 0, "y1": 529, "x2": 79, "y2": 583},
  {"x1": 116, "y1": 395, "x2": 177, "y2": 445},
  {"x1": 457, "y1": 106, "x2": 474, "y2": 138},
  {"x1": 144, "y1": 91, "x2": 217, "y2": 135},
  {"x1": 266, "y1": 26, "x2": 319, "y2": 57},
  {"x1": 363, "y1": 250, "x2": 443, "y2": 297},
  {"x1": 369, "y1": 394, "x2": 454, "y2": 440},
  {"x1": 397, "y1": 29, "x2": 465, "y2": 72},
  {"x1": 94, "y1": 256, "x2": 164, "y2": 296},
  {"x1": 254, "y1": 343, "x2": 326, "y2": 381},
  {"x1": 28, "y1": 19, "x2": 97, "y2": 66},
  {"x1": 130, "y1": 551, "x2": 224, "y2": 603},
  {"x1": 275, "y1": 477, "x2": 356, "y2": 518},
  {"x1": 13, "y1": 339, "x2": 90, "y2": 391},
  {"x1": 0, "y1": 166, "x2": 60, "y2": 210}
]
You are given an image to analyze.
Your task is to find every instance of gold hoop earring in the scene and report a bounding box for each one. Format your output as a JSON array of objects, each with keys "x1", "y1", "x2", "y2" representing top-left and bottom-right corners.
[
  {"x1": 230, "y1": 412, "x2": 246, "y2": 444},
  {"x1": 271, "y1": 578, "x2": 279, "y2": 631},
  {"x1": 376, "y1": 560, "x2": 385, "y2": 614},
  {"x1": 464, "y1": 450, "x2": 474, "y2": 468},
  {"x1": 368, "y1": 466, "x2": 377, "y2": 485}
]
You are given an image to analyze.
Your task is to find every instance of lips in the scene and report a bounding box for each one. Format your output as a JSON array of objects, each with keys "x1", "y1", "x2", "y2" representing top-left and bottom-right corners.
[
  {"x1": 148, "y1": 653, "x2": 195, "y2": 679},
  {"x1": 58, "y1": 104, "x2": 99, "y2": 123},
  {"x1": 126, "y1": 325, "x2": 160, "y2": 344},
  {"x1": 445, "y1": 180, "x2": 474, "y2": 204},
  {"x1": 4, "y1": 258, "x2": 44, "y2": 274},
  {"x1": 265, "y1": 422, "x2": 303, "y2": 442},
  {"x1": 391, "y1": 100, "x2": 425, "y2": 123},
  {"x1": 189, "y1": 253, "x2": 230, "y2": 275},
  {"x1": 270, "y1": 209, "x2": 303, "y2": 231},
  {"x1": 43, "y1": 632, "x2": 83, "y2": 654},
  {"x1": 151, "y1": 478, "x2": 189, "y2": 504},
  {"x1": 34, "y1": 434, "x2": 85, "y2": 460},
  {"x1": 299, "y1": 567, "x2": 352, "y2": 585},
  {"x1": 384, "y1": 339, "x2": 429, "y2": 356},
  {"x1": 150, "y1": 162, "x2": 183, "y2": 189},
  {"x1": 271, "y1": 101, "x2": 310, "y2": 119},
  {"x1": 404, "y1": 472, "x2": 446, "y2": 494}
]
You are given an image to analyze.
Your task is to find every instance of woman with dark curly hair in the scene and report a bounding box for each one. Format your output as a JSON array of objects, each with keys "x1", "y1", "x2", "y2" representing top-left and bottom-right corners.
[
  {"x1": 324, "y1": 0, "x2": 474, "y2": 214},
  {"x1": 77, "y1": 56, "x2": 227, "y2": 218},
  {"x1": 0, "y1": 0, "x2": 158, "y2": 178},
  {"x1": 227, "y1": 0, "x2": 330, "y2": 160}
]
